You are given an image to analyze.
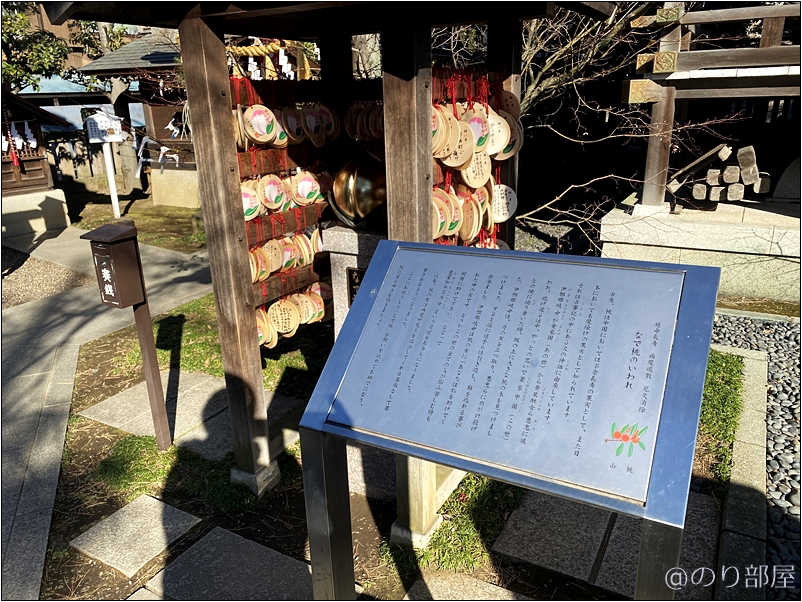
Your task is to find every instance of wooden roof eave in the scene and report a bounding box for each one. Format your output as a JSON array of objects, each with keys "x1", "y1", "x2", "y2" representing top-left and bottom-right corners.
[
  {"x1": 2, "y1": 92, "x2": 72, "y2": 127},
  {"x1": 44, "y1": 1, "x2": 570, "y2": 38}
]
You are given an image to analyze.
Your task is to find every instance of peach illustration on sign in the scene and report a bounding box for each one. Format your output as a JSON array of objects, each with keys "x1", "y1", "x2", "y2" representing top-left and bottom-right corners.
[{"x1": 606, "y1": 422, "x2": 648, "y2": 457}]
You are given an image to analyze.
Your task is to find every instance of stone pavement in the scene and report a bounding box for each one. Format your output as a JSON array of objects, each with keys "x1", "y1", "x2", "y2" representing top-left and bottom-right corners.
[{"x1": 1, "y1": 226, "x2": 212, "y2": 600}]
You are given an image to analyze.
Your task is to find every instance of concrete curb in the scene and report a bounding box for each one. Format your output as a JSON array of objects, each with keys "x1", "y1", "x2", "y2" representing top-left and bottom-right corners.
[
  {"x1": 709, "y1": 344, "x2": 768, "y2": 601},
  {"x1": 715, "y1": 307, "x2": 800, "y2": 324}
]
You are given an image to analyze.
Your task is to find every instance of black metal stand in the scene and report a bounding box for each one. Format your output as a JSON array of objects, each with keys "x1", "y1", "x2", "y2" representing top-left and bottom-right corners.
[{"x1": 300, "y1": 427, "x2": 355, "y2": 600}]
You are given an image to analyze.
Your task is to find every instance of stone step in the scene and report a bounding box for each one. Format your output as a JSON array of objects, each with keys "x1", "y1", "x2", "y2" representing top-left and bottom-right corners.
[
  {"x1": 145, "y1": 526, "x2": 314, "y2": 600},
  {"x1": 70, "y1": 495, "x2": 201, "y2": 578}
]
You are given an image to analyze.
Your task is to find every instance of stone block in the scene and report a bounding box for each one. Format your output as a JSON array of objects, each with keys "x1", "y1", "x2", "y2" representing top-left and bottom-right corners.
[
  {"x1": 770, "y1": 157, "x2": 800, "y2": 201},
  {"x1": 722, "y1": 481, "x2": 766, "y2": 542},
  {"x1": 729, "y1": 441, "x2": 766, "y2": 492},
  {"x1": 741, "y1": 202, "x2": 800, "y2": 229},
  {"x1": 0, "y1": 189, "x2": 70, "y2": 236},
  {"x1": 715, "y1": 532, "x2": 765, "y2": 600},
  {"x1": 404, "y1": 570, "x2": 533, "y2": 600},
  {"x1": 596, "y1": 493, "x2": 719, "y2": 600},
  {"x1": 734, "y1": 410, "x2": 766, "y2": 448},
  {"x1": 70, "y1": 495, "x2": 200, "y2": 578},
  {"x1": 771, "y1": 227, "x2": 801, "y2": 257},
  {"x1": 150, "y1": 168, "x2": 200, "y2": 209},
  {"x1": 346, "y1": 441, "x2": 396, "y2": 501},
  {"x1": 146, "y1": 527, "x2": 313, "y2": 600},
  {"x1": 491, "y1": 490, "x2": 611, "y2": 582},
  {"x1": 327, "y1": 227, "x2": 386, "y2": 340},
  {"x1": 601, "y1": 241, "x2": 681, "y2": 264},
  {"x1": 230, "y1": 461, "x2": 280, "y2": 497},
  {"x1": 602, "y1": 214, "x2": 774, "y2": 255},
  {"x1": 678, "y1": 249, "x2": 800, "y2": 302}
]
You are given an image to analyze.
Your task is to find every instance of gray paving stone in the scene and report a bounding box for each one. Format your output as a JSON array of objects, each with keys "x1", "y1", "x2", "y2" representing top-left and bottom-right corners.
[
  {"x1": 127, "y1": 587, "x2": 163, "y2": 600},
  {"x1": 146, "y1": 527, "x2": 313, "y2": 600},
  {"x1": 735, "y1": 410, "x2": 766, "y2": 447},
  {"x1": 80, "y1": 371, "x2": 227, "y2": 436},
  {"x1": 722, "y1": 482, "x2": 766, "y2": 541},
  {"x1": 715, "y1": 531, "x2": 765, "y2": 600},
  {"x1": 595, "y1": 492, "x2": 719, "y2": 600},
  {"x1": 491, "y1": 490, "x2": 611, "y2": 582},
  {"x1": 1, "y1": 506, "x2": 52, "y2": 600},
  {"x1": 16, "y1": 403, "x2": 70, "y2": 515},
  {"x1": 404, "y1": 570, "x2": 533, "y2": 600},
  {"x1": 119, "y1": 385, "x2": 228, "y2": 439},
  {"x1": 176, "y1": 409, "x2": 232, "y2": 461},
  {"x1": 70, "y1": 495, "x2": 200, "y2": 578}
]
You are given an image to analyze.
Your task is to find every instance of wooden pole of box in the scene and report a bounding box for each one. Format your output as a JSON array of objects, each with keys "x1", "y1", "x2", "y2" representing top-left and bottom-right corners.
[{"x1": 178, "y1": 16, "x2": 280, "y2": 495}]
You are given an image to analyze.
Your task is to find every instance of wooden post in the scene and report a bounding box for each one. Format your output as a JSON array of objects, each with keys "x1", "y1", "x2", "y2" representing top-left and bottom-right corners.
[
  {"x1": 488, "y1": 15, "x2": 523, "y2": 249},
  {"x1": 642, "y1": 2, "x2": 681, "y2": 207},
  {"x1": 641, "y1": 86, "x2": 676, "y2": 206},
  {"x1": 381, "y1": 21, "x2": 433, "y2": 243},
  {"x1": 381, "y1": 21, "x2": 445, "y2": 548},
  {"x1": 178, "y1": 16, "x2": 279, "y2": 495}
]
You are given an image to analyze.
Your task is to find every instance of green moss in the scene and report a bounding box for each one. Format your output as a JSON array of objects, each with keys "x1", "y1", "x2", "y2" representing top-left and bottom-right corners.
[{"x1": 699, "y1": 349, "x2": 744, "y2": 483}]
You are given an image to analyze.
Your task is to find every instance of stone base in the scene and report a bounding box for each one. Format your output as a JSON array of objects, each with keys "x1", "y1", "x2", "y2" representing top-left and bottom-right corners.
[
  {"x1": 230, "y1": 461, "x2": 280, "y2": 497},
  {"x1": 1, "y1": 188, "x2": 70, "y2": 236},
  {"x1": 600, "y1": 195, "x2": 800, "y2": 301},
  {"x1": 390, "y1": 515, "x2": 444, "y2": 549},
  {"x1": 323, "y1": 226, "x2": 386, "y2": 340},
  {"x1": 150, "y1": 168, "x2": 200, "y2": 209}
]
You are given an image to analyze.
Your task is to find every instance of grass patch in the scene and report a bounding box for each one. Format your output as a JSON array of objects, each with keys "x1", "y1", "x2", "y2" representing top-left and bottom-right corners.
[
  {"x1": 717, "y1": 295, "x2": 800, "y2": 318},
  {"x1": 95, "y1": 436, "x2": 306, "y2": 514},
  {"x1": 94, "y1": 292, "x2": 333, "y2": 400},
  {"x1": 93, "y1": 435, "x2": 256, "y2": 512},
  {"x1": 75, "y1": 198, "x2": 206, "y2": 254},
  {"x1": 382, "y1": 474, "x2": 524, "y2": 574},
  {"x1": 698, "y1": 349, "x2": 744, "y2": 483}
]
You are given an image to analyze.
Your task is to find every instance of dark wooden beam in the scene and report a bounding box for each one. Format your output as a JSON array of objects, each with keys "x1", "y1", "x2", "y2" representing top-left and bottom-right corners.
[
  {"x1": 675, "y1": 86, "x2": 800, "y2": 100},
  {"x1": 488, "y1": 15, "x2": 523, "y2": 249},
  {"x1": 214, "y1": 1, "x2": 371, "y2": 20},
  {"x1": 42, "y1": 1, "x2": 77, "y2": 25},
  {"x1": 675, "y1": 46, "x2": 800, "y2": 71},
  {"x1": 642, "y1": 86, "x2": 676, "y2": 206},
  {"x1": 381, "y1": 21, "x2": 432, "y2": 243},
  {"x1": 556, "y1": 2, "x2": 616, "y2": 20},
  {"x1": 178, "y1": 16, "x2": 278, "y2": 487},
  {"x1": 680, "y1": 4, "x2": 800, "y2": 25}
]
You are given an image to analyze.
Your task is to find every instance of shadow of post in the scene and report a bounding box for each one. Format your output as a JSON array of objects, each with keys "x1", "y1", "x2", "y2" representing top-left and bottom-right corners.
[{"x1": 156, "y1": 315, "x2": 185, "y2": 440}]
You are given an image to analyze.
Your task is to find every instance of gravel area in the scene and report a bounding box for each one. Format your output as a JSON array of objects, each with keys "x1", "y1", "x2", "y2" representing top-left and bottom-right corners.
[
  {"x1": 515, "y1": 224, "x2": 573, "y2": 253},
  {"x1": 1, "y1": 246, "x2": 94, "y2": 310},
  {"x1": 711, "y1": 314, "x2": 801, "y2": 598}
]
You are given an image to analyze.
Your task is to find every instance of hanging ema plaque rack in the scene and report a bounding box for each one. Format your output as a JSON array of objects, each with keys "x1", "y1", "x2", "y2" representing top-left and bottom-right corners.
[{"x1": 299, "y1": 241, "x2": 720, "y2": 600}]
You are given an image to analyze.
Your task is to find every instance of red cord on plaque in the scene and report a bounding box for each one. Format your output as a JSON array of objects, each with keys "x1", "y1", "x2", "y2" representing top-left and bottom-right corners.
[
  {"x1": 477, "y1": 76, "x2": 490, "y2": 114},
  {"x1": 3, "y1": 111, "x2": 19, "y2": 167}
]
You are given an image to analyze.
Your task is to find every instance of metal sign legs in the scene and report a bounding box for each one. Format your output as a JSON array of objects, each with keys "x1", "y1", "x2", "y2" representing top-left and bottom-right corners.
[
  {"x1": 300, "y1": 428, "x2": 356, "y2": 600},
  {"x1": 301, "y1": 433, "x2": 685, "y2": 601}
]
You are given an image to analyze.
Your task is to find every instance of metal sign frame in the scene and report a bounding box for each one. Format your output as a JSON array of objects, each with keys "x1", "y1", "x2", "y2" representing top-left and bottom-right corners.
[{"x1": 300, "y1": 240, "x2": 720, "y2": 600}]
